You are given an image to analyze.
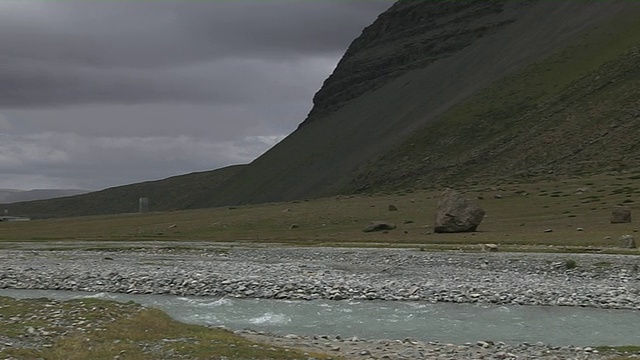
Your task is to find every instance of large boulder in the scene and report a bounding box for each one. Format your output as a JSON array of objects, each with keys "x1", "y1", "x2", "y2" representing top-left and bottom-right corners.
[
  {"x1": 611, "y1": 206, "x2": 632, "y2": 224},
  {"x1": 434, "y1": 189, "x2": 485, "y2": 233}
]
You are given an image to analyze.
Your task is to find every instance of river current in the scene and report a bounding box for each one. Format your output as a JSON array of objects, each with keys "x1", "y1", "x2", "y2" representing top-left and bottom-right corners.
[{"x1": 1, "y1": 289, "x2": 638, "y2": 346}]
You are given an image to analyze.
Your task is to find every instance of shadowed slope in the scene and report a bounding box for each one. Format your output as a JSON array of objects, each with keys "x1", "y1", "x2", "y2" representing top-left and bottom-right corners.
[{"x1": 203, "y1": 1, "x2": 639, "y2": 207}]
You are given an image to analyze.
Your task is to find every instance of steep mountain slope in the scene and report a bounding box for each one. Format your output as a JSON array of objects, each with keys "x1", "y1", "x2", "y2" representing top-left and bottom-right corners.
[
  {"x1": 3, "y1": 165, "x2": 244, "y2": 218},
  {"x1": 203, "y1": 1, "x2": 640, "y2": 206},
  {"x1": 349, "y1": 15, "x2": 640, "y2": 192}
]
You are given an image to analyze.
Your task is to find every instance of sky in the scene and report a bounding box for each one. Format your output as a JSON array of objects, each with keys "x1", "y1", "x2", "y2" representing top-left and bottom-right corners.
[{"x1": 0, "y1": 1, "x2": 393, "y2": 191}]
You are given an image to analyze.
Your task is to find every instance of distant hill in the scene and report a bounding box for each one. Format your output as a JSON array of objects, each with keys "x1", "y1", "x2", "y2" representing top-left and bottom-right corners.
[
  {"x1": 0, "y1": 189, "x2": 89, "y2": 204},
  {"x1": 8, "y1": 1, "x2": 640, "y2": 217},
  {"x1": 3, "y1": 165, "x2": 244, "y2": 218}
]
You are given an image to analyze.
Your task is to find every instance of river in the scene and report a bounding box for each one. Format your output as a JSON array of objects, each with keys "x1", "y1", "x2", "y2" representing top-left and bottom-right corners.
[{"x1": 1, "y1": 289, "x2": 639, "y2": 346}]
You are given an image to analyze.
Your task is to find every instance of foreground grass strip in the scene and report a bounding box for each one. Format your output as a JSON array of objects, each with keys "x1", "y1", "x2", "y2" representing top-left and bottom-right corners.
[
  {"x1": 595, "y1": 346, "x2": 640, "y2": 360},
  {"x1": 0, "y1": 297, "x2": 338, "y2": 360}
]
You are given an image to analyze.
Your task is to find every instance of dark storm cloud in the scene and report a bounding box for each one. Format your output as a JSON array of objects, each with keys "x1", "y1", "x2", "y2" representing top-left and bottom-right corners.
[
  {"x1": 0, "y1": 1, "x2": 394, "y2": 190},
  {"x1": 0, "y1": 1, "x2": 392, "y2": 108}
]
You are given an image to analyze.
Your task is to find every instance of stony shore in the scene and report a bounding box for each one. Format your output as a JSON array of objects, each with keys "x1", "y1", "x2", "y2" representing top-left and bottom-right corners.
[{"x1": 1, "y1": 245, "x2": 639, "y2": 359}]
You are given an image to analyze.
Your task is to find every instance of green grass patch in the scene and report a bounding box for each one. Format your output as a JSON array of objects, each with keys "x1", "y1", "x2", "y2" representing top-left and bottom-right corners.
[{"x1": 0, "y1": 297, "x2": 337, "y2": 360}]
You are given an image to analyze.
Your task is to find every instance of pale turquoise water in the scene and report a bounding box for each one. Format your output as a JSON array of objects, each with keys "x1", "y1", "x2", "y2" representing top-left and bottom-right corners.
[{"x1": 1, "y1": 289, "x2": 639, "y2": 346}]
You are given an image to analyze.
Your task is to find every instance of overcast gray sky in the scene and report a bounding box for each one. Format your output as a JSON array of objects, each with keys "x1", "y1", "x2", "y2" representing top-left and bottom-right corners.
[{"x1": 0, "y1": 0, "x2": 392, "y2": 190}]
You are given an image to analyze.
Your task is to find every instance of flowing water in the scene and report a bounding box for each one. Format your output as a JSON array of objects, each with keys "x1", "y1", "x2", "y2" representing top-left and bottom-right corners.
[{"x1": 1, "y1": 289, "x2": 639, "y2": 346}]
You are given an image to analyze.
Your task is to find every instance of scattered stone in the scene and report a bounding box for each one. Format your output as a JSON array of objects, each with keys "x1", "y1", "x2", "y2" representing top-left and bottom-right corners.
[
  {"x1": 3, "y1": 242, "x2": 640, "y2": 360},
  {"x1": 289, "y1": 224, "x2": 300, "y2": 229},
  {"x1": 576, "y1": 227, "x2": 584, "y2": 232},
  {"x1": 434, "y1": 189, "x2": 485, "y2": 233},
  {"x1": 388, "y1": 204, "x2": 398, "y2": 211},
  {"x1": 544, "y1": 229, "x2": 553, "y2": 233},
  {"x1": 168, "y1": 224, "x2": 178, "y2": 229},
  {"x1": 481, "y1": 244, "x2": 499, "y2": 252},
  {"x1": 618, "y1": 235, "x2": 637, "y2": 249},
  {"x1": 611, "y1": 206, "x2": 632, "y2": 224},
  {"x1": 362, "y1": 221, "x2": 397, "y2": 233}
]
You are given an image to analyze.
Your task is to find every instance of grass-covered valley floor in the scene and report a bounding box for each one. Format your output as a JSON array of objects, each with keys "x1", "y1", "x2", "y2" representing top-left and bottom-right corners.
[{"x1": 3, "y1": 172, "x2": 640, "y2": 253}]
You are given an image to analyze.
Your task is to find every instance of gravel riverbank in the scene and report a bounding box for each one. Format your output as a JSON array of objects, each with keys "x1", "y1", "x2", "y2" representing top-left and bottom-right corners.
[{"x1": 1, "y1": 245, "x2": 639, "y2": 359}]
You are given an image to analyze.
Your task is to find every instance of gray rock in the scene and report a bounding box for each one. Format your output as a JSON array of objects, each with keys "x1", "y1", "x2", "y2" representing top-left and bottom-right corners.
[
  {"x1": 618, "y1": 235, "x2": 637, "y2": 249},
  {"x1": 481, "y1": 244, "x2": 499, "y2": 252},
  {"x1": 363, "y1": 221, "x2": 397, "y2": 233},
  {"x1": 611, "y1": 206, "x2": 632, "y2": 224},
  {"x1": 434, "y1": 189, "x2": 485, "y2": 233},
  {"x1": 388, "y1": 204, "x2": 398, "y2": 211}
]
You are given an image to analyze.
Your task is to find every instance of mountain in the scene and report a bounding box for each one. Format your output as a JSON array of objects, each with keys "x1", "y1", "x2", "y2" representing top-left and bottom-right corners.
[
  {"x1": 7, "y1": 0, "x2": 640, "y2": 218},
  {"x1": 0, "y1": 189, "x2": 89, "y2": 204},
  {"x1": 202, "y1": 1, "x2": 640, "y2": 205},
  {"x1": 2, "y1": 165, "x2": 244, "y2": 218}
]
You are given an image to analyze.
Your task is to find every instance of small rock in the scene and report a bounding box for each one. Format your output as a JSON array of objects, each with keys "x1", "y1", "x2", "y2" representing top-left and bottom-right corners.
[
  {"x1": 362, "y1": 221, "x2": 397, "y2": 233},
  {"x1": 481, "y1": 243, "x2": 499, "y2": 252},
  {"x1": 388, "y1": 204, "x2": 398, "y2": 211},
  {"x1": 611, "y1": 206, "x2": 632, "y2": 224},
  {"x1": 544, "y1": 229, "x2": 553, "y2": 233},
  {"x1": 619, "y1": 234, "x2": 637, "y2": 249}
]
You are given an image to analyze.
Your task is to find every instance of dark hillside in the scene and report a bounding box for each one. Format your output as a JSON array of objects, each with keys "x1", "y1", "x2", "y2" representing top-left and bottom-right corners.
[
  {"x1": 3, "y1": 165, "x2": 244, "y2": 218},
  {"x1": 204, "y1": 1, "x2": 640, "y2": 207},
  {"x1": 349, "y1": 14, "x2": 640, "y2": 191},
  {"x1": 304, "y1": 1, "x2": 518, "y2": 122}
]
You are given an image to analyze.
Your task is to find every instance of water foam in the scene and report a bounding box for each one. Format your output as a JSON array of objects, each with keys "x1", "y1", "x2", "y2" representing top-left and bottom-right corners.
[{"x1": 249, "y1": 312, "x2": 290, "y2": 325}]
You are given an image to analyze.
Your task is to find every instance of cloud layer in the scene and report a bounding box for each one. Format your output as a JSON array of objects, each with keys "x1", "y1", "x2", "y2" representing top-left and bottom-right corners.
[{"x1": 0, "y1": 1, "x2": 392, "y2": 190}]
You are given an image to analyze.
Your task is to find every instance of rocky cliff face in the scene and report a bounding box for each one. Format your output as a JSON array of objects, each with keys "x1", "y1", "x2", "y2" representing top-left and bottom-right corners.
[{"x1": 303, "y1": 1, "x2": 522, "y2": 124}]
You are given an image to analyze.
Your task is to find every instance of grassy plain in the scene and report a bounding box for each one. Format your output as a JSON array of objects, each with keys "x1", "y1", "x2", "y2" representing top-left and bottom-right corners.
[{"x1": 1, "y1": 173, "x2": 640, "y2": 254}]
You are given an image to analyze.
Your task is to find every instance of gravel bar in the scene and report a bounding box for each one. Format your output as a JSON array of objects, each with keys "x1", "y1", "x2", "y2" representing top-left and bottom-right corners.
[{"x1": 1, "y1": 246, "x2": 639, "y2": 359}]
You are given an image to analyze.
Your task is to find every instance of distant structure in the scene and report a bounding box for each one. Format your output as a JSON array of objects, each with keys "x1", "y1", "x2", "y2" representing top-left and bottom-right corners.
[{"x1": 139, "y1": 197, "x2": 149, "y2": 213}]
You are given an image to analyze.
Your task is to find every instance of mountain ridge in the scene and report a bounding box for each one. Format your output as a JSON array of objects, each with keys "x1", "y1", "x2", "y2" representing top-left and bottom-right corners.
[{"x1": 0, "y1": 189, "x2": 89, "y2": 204}]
